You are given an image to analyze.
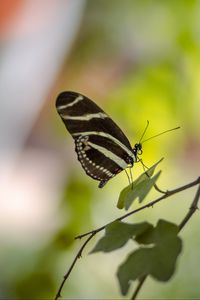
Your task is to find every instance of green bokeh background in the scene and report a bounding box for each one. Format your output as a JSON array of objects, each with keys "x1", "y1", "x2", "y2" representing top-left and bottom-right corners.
[{"x1": 1, "y1": 1, "x2": 200, "y2": 299}]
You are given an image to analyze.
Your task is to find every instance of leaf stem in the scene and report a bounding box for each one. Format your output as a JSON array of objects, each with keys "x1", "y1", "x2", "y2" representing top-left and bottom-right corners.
[
  {"x1": 153, "y1": 183, "x2": 166, "y2": 194},
  {"x1": 130, "y1": 275, "x2": 147, "y2": 300}
]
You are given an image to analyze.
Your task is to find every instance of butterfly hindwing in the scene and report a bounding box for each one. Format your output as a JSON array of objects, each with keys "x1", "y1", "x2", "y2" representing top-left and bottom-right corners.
[
  {"x1": 74, "y1": 135, "x2": 125, "y2": 187},
  {"x1": 56, "y1": 91, "x2": 136, "y2": 187}
]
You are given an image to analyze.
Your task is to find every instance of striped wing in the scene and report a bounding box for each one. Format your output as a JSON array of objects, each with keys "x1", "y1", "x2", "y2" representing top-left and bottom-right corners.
[{"x1": 56, "y1": 91, "x2": 136, "y2": 188}]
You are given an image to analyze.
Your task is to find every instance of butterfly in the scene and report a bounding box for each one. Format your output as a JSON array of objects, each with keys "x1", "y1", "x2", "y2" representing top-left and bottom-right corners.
[{"x1": 56, "y1": 91, "x2": 143, "y2": 188}]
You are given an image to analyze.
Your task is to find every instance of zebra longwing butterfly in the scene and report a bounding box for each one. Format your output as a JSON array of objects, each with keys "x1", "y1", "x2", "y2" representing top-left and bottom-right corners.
[{"x1": 56, "y1": 91, "x2": 142, "y2": 188}]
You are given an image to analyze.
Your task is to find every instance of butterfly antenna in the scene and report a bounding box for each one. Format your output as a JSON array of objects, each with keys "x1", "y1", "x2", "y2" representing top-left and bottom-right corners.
[
  {"x1": 142, "y1": 126, "x2": 180, "y2": 144},
  {"x1": 139, "y1": 120, "x2": 149, "y2": 143}
]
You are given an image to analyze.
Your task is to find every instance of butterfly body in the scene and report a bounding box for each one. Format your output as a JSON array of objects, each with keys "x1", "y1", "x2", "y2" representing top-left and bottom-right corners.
[{"x1": 56, "y1": 91, "x2": 139, "y2": 188}]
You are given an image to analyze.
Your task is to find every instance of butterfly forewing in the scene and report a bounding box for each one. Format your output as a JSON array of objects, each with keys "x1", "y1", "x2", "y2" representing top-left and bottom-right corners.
[{"x1": 56, "y1": 91, "x2": 135, "y2": 187}]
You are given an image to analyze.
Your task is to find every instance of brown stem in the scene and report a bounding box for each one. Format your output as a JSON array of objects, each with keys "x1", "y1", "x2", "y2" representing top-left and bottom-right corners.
[
  {"x1": 130, "y1": 275, "x2": 147, "y2": 300},
  {"x1": 129, "y1": 181, "x2": 200, "y2": 300},
  {"x1": 178, "y1": 183, "x2": 200, "y2": 232},
  {"x1": 54, "y1": 232, "x2": 95, "y2": 300},
  {"x1": 76, "y1": 177, "x2": 200, "y2": 240}
]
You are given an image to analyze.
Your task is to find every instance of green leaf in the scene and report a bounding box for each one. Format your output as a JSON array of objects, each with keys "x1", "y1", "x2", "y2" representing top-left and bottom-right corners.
[
  {"x1": 90, "y1": 221, "x2": 153, "y2": 253},
  {"x1": 135, "y1": 158, "x2": 164, "y2": 184},
  {"x1": 118, "y1": 171, "x2": 161, "y2": 210},
  {"x1": 136, "y1": 218, "x2": 179, "y2": 245},
  {"x1": 117, "y1": 220, "x2": 182, "y2": 295},
  {"x1": 117, "y1": 158, "x2": 163, "y2": 210}
]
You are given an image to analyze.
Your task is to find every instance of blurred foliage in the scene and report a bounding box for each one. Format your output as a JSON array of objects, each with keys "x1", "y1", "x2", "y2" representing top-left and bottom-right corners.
[
  {"x1": 53, "y1": 176, "x2": 94, "y2": 249},
  {"x1": 2, "y1": 0, "x2": 200, "y2": 299}
]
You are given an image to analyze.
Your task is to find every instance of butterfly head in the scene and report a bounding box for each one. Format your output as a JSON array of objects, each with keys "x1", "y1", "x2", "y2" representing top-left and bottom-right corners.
[{"x1": 133, "y1": 143, "x2": 143, "y2": 162}]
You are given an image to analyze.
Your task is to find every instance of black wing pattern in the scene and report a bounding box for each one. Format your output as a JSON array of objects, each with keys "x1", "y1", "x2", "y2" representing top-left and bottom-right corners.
[{"x1": 56, "y1": 91, "x2": 136, "y2": 188}]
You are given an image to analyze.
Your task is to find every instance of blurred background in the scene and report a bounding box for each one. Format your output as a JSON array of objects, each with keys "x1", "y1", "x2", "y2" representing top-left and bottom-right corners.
[{"x1": 0, "y1": 0, "x2": 200, "y2": 299}]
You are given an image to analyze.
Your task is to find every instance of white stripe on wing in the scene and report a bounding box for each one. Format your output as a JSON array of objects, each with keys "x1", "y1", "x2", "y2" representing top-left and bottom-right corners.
[
  {"x1": 87, "y1": 141, "x2": 128, "y2": 169},
  {"x1": 60, "y1": 112, "x2": 108, "y2": 121},
  {"x1": 72, "y1": 131, "x2": 135, "y2": 161},
  {"x1": 57, "y1": 95, "x2": 83, "y2": 110}
]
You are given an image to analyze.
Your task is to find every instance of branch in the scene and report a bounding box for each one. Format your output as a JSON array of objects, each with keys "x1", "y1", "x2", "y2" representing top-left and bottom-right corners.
[
  {"x1": 130, "y1": 180, "x2": 200, "y2": 300},
  {"x1": 178, "y1": 183, "x2": 200, "y2": 232},
  {"x1": 55, "y1": 177, "x2": 200, "y2": 300},
  {"x1": 54, "y1": 232, "x2": 95, "y2": 300},
  {"x1": 76, "y1": 177, "x2": 200, "y2": 240},
  {"x1": 130, "y1": 275, "x2": 147, "y2": 300}
]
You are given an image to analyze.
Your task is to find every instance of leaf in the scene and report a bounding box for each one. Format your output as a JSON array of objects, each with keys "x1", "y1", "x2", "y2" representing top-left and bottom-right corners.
[
  {"x1": 126, "y1": 171, "x2": 161, "y2": 208},
  {"x1": 135, "y1": 158, "x2": 164, "y2": 184},
  {"x1": 90, "y1": 221, "x2": 153, "y2": 253},
  {"x1": 117, "y1": 220, "x2": 182, "y2": 295},
  {"x1": 117, "y1": 158, "x2": 163, "y2": 210},
  {"x1": 118, "y1": 171, "x2": 161, "y2": 210},
  {"x1": 117, "y1": 247, "x2": 152, "y2": 295}
]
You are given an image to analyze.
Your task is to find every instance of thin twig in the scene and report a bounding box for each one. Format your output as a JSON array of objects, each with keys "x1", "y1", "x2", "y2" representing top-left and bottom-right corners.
[
  {"x1": 75, "y1": 177, "x2": 200, "y2": 240},
  {"x1": 55, "y1": 177, "x2": 200, "y2": 300},
  {"x1": 130, "y1": 181, "x2": 200, "y2": 300},
  {"x1": 153, "y1": 183, "x2": 166, "y2": 194},
  {"x1": 54, "y1": 232, "x2": 95, "y2": 300},
  {"x1": 131, "y1": 275, "x2": 147, "y2": 300},
  {"x1": 179, "y1": 183, "x2": 200, "y2": 232}
]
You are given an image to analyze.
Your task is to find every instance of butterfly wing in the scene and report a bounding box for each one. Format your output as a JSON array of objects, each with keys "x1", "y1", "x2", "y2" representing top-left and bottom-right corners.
[{"x1": 56, "y1": 91, "x2": 136, "y2": 187}]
